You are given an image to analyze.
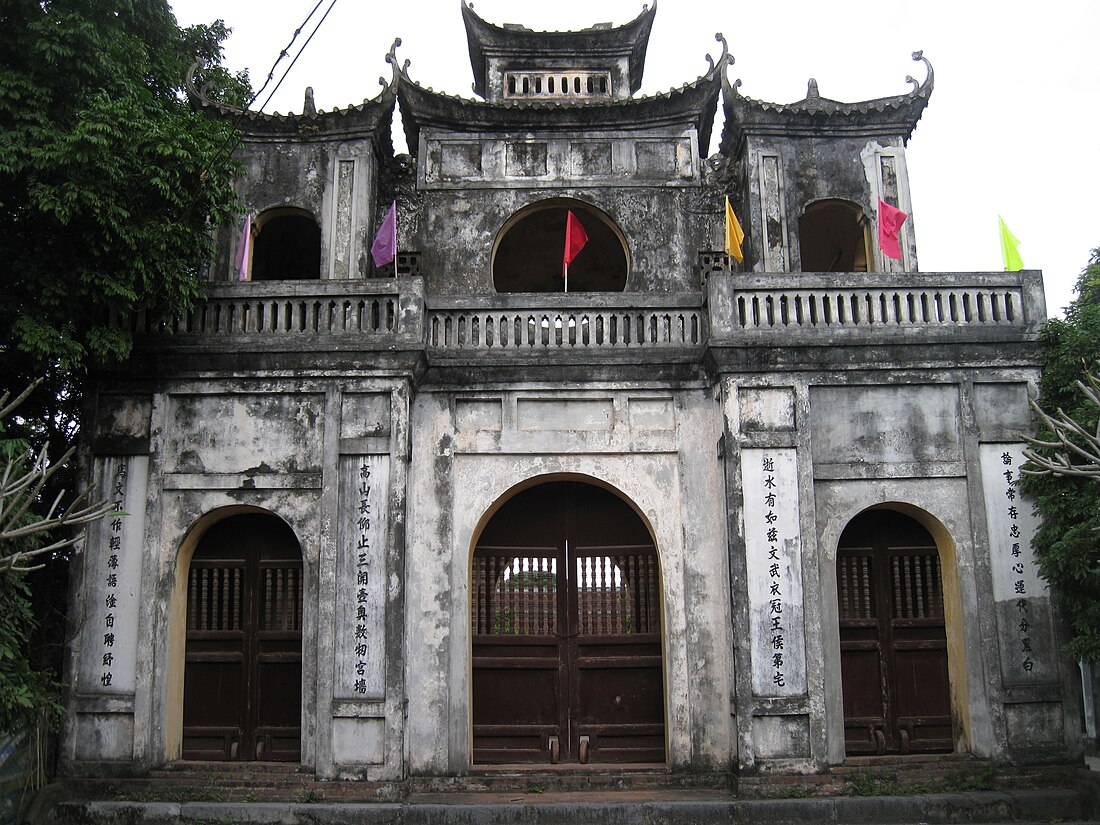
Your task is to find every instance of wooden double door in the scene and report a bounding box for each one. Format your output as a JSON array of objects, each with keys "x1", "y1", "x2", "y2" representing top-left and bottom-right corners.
[
  {"x1": 472, "y1": 482, "x2": 665, "y2": 764},
  {"x1": 837, "y1": 510, "x2": 953, "y2": 755},
  {"x1": 182, "y1": 514, "x2": 303, "y2": 761}
]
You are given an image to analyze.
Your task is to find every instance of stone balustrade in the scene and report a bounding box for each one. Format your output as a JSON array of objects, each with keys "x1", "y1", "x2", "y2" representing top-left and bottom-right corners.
[
  {"x1": 707, "y1": 271, "x2": 1046, "y2": 342},
  {"x1": 113, "y1": 271, "x2": 1046, "y2": 357}
]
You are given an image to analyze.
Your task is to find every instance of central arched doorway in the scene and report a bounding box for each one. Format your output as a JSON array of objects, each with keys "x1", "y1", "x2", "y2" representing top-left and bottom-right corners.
[
  {"x1": 836, "y1": 509, "x2": 953, "y2": 755},
  {"x1": 471, "y1": 481, "x2": 665, "y2": 764},
  {"x1": 181, "y1": 513, "x2": 303, "y2": 761}
]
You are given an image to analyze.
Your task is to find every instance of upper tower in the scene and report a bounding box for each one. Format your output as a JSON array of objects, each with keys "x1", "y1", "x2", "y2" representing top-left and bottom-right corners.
[
  {"x1": 720, "y1": 52, "x2": 933, "y2": 274},
  {"x1": 186, "y1": 66, "x2": 395, "y2": 282},
  {"x1": 398, "y1": 3, "x2": 724, "y2": 296},
  {"x1": 461, "y1": 0, "x2": 656, "y2": 102}
]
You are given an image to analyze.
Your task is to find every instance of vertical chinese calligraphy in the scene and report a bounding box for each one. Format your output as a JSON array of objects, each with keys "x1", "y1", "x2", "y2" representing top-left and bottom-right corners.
[
  {"x1": 81, "y1": 455, "x2": 146, "y2": 695},
  {"x1": 741, "y1": 448, "x2": 806, "y2": 696},
  {"x1": 1000, "y1": 451, "x2": 1034, "y2": 673},
  {"x1": 100, "y1": 461, "x2": 127, "y2": 688},
  {"x1": 336, "y1": 454, "x2": 389, "y2": 700},
  {"x1": 353, "y1": 458, "x2": 372, "y2": 696},
  {"x1": 979, "y1": 443, "x2": 1049, "y2": 683},
  {"x1": 761, "y1": 455, "x2": 787, "y2": 689}
]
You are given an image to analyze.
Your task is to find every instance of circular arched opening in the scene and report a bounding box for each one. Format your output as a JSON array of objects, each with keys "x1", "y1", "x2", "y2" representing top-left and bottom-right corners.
[
  {"x1": 251, "y1": 207, "x2": 321, "y2": 281},
  {"x1": 798, "y1": 198, "x2": 871, "y2": 273},
  {"x1": 492, "y1": 199, "x2": 629, "y2": 293},
  {"x1": 470, "y1": 479, "x2": 664, "y2": 764}
]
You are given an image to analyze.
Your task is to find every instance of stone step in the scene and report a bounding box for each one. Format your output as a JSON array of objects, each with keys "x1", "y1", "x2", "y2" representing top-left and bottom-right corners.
[
  {"x1": 415, "y1": 765, "x2": 731, "y2": 794},
  {"x1": 34, "y1": 787, "x2": 1098, "y2": 825}
]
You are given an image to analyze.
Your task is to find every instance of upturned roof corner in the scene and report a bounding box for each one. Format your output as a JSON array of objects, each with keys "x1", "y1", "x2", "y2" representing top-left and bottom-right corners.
[
  {"x1": 720, "y1": 49, "x2": 934, "y2": 155},
  {"x1": 183, "y1": 59, "x2": 396, "y2": 146}
]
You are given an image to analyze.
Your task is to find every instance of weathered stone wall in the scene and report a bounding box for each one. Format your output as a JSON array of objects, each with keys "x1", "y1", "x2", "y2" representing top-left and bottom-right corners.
[
  {"x1": 62, "y1": 378, "x2": 412, "y2": 781},
  {"x1": 716, "y1": 366, "x2": 1080, "y2": 770},
  {"x1": 413, "y1": 126, "x2": 715, "y2": 295},
  {"x1": 740, "y1": 135, "x2": 916, "y2": 273},
  {"x1": 62, "y1": 334, "x2": 1083, "y2": 776},
  {"x1": 404, "y1": 385, "x2": 733, "y2": 772},
  {"x1": 211, "y1": 138, "x2": 382, "y2": 283}
]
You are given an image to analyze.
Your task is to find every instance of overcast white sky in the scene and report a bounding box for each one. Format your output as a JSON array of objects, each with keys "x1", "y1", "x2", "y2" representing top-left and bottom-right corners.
[{"x1": 172, "y1": 0, "x2": 1099, "y2": 316}]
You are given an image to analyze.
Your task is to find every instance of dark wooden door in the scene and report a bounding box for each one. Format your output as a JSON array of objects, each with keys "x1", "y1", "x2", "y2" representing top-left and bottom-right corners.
[
  {"x1": 837, "y1": 510, "x2": 953, "y2": 755},
  {"x1": 183, "y1": 514, "x2": 303, "y2": 761},
  {"x1": 472, "y1": 482, "x2": 664, "y2": 764}
]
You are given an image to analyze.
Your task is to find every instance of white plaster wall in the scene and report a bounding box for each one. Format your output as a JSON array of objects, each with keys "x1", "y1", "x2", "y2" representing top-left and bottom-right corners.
[
  {"x1": 404, "y1": 387, "x2": 732, "y2": 773},
  {"x1": 814, "y1": 477, "x2": 995, "y2": 763}
]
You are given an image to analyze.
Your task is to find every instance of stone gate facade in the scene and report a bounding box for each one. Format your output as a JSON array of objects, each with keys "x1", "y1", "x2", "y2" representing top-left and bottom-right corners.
[{"x1": 60, "y1": 1, "x2": 1082, "y2": 781}]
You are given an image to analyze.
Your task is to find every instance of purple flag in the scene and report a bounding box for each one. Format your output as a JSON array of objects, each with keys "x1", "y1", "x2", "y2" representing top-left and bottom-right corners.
[
  {"x1": 371, "y1": 201, "x2": 397, "y2": 267},
  {"x1": 236, "y1": 212, "x2": 252, "y2": 281}
]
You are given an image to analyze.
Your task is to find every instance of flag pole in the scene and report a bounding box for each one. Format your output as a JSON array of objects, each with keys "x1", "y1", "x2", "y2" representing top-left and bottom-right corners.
[
  {"x1": 392, "y1": 201, "x2": 398, "y2": 275},
  {"x1": 564, "y1": 262, "x2": 569, "y2": 294}
]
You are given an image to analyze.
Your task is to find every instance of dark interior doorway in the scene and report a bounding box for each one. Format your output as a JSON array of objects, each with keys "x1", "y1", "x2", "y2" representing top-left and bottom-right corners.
[
  {"x1": 182, "y1": 514, "x2": 303, "y2": 761},
  {"x1": 837, "y1": 509, "x2": 953, "y2": 755},
  {"x1": 799, "y1": 199, "x2": 871, "y2": 272},
  {"x1": 251, "y1": 210, "x2": 321, "y2": 281},
  {"x1": 471, "y1": 481, "x2": 664, "y2": 764}
]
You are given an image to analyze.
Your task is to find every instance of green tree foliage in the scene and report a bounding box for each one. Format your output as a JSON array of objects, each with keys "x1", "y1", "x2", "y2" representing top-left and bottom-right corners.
[
  {"x1": 0, "y1": 0, "x2": 250, "y2": 732},
  {"x1": 1021, "y1": 248, "x2": 1100, "y2": 662},
  {"x1": 0, "y1": 0, "x2": 247, "y2": 377}
]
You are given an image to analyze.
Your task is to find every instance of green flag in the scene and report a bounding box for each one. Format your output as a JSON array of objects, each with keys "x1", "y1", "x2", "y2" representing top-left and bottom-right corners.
[{"x1": 999, "y1": 216, "x2": 1023, "y2": 271}]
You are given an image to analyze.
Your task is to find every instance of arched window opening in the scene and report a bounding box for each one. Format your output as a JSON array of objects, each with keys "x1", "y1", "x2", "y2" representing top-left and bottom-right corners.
[
  {"x1": 251, "y1": 208, "x2": 321, "y2": 281},
  {"x1": 493, "y1": 200, "x2": 629, "y2": 293},
  {"x1": 798, "y1": 199, "x2": 871, "y2": 273},
  {"x1": 836, "y1": 509, "x2": 953, "y2": 755}
]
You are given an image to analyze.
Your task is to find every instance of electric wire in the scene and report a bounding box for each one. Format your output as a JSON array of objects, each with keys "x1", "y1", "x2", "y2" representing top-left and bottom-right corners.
[{"x1": 190, "y1": 0, "x2": 341, "y2": 221}]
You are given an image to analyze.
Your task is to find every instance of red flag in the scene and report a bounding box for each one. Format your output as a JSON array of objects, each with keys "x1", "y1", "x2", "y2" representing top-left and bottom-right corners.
[
  {"x1": 877, "y1": 198, "x2": 908, "y2": 261},
  {"x1": 563, "y1": 210, "x2": 589, "y2": 275}
]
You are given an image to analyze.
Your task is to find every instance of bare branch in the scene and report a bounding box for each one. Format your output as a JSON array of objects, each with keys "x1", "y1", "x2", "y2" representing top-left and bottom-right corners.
[
  {"x1": 0, "y1": 382, "x2": 110, "y2": 571},
  {"x1": 0, "y1": 378, "x2": 43, "y2": 420},
  {"x1": 1023, "y1": 368, "x2": 1100, "y2": 483}
]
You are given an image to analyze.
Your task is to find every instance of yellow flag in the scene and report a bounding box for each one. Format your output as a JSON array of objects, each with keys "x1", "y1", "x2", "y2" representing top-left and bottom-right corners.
[
  {"x1": 999, "y1": 215, "x2": 1023, "y2": 271},
  {"x1": 724, "y1": 196, "x2": 744, "y2": 264}
]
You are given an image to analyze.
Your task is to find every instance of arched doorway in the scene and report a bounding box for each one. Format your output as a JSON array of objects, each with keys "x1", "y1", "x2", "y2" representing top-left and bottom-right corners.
[
  {"x1": 836, "y1": 509, "x2": 952, "y2": 755},
  {"x1": 471, "y1": 481, "x2": 664, "y2": 764},
  {"x1": 798, "y1": 199, "x2": 872, "y2": 272},
  {"x1": 181, "y1": 513, "x2": 303, "y2": 761},
  {"x1": 492, "y1": 199, "x2": 629, "y2": 292}
]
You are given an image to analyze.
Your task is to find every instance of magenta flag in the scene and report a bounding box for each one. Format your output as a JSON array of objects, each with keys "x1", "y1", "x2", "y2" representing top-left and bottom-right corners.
[
  {"x1": 236, "y1": 212, "x2": 252, "y2": 281},
  {"x1": 877, "y1": 198, "x2": 908, "y2": 261},
  {"x1": 371, "y1": 201, "x2": 397, "y2": 267}
]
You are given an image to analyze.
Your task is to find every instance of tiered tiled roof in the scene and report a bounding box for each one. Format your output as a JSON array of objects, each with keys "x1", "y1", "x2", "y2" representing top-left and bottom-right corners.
[
  {"x1": 720, "y1": 51, "x2": 934, "y2": 154},
  {"x1": 185, "y1": 62, "x2": 395, "y2": 148},
  {"x1": 397, "y1": 34, "x2": 727, "y2": 153},
  {"x1": 461, "y1": 0, "x2": 657, "y2": 97}
]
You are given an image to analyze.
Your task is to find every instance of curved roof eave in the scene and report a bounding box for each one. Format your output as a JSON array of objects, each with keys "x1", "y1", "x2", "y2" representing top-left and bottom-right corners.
[
  {"x1": 184, "y1": 61, "x2": 397, "y2": 147},
  {"x1": 401, "y1": 33, "x2": 726, "y2": 155},
  {"x1": 720, "y1": 51, "x2": 934, "y2": 157},
  {"x1": 462, "y1": 1, "x2": 657, "y2": 97}
]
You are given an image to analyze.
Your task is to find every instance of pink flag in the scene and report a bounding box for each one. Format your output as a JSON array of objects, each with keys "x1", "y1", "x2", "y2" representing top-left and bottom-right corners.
[
  {"x1": 877, "y1": 198, "x2": 908, "y2": 261},
  {"x1": 371, "y1": 201, "x2": 398, "y2": 268},
  {"x1": 236, "y1": 212, "x2": 252, "y2": 281},
  {"x1": 563, "y1": 210, "x2": 589, "y2": 275}
]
